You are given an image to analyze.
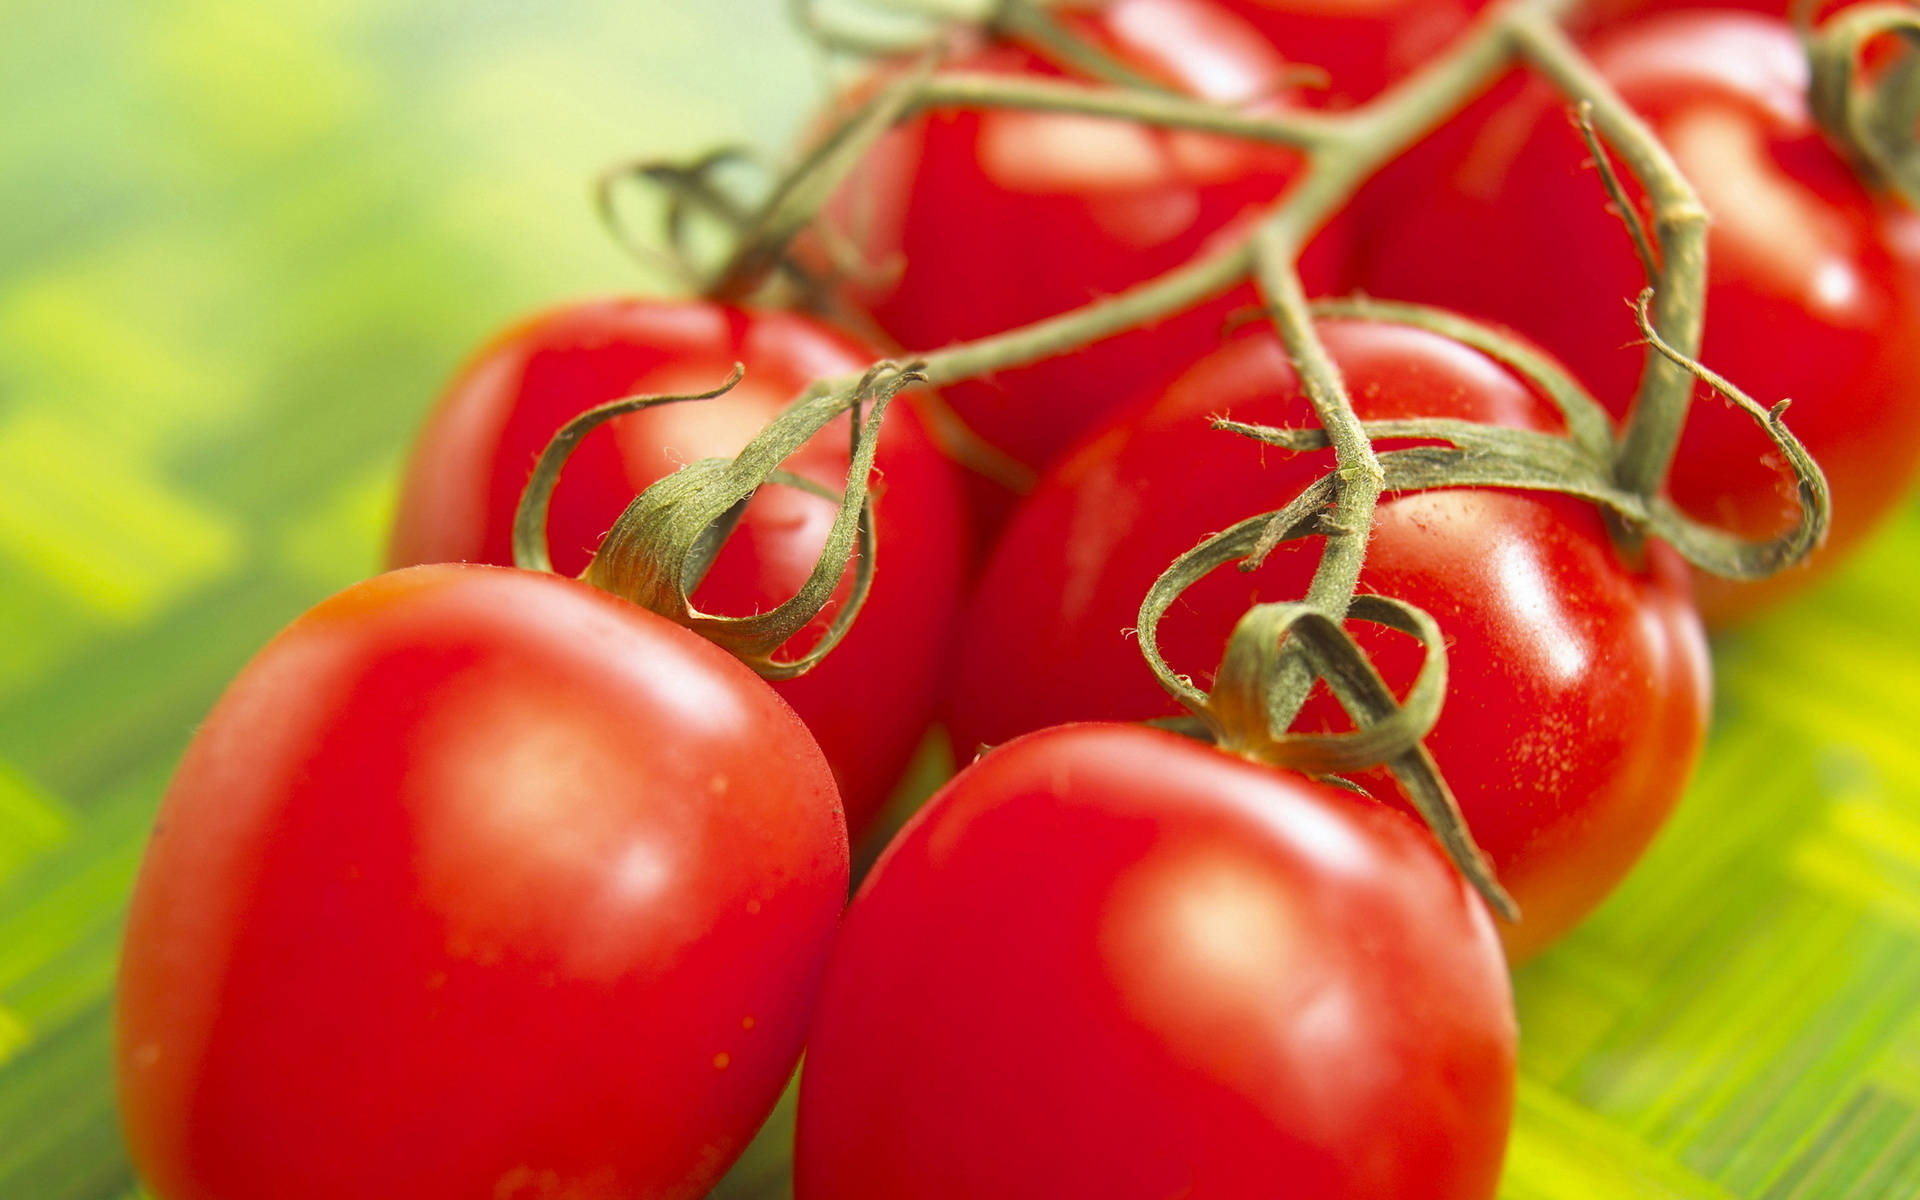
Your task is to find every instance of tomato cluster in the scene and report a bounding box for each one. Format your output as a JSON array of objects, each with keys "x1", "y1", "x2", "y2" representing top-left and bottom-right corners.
[{"x1": 114, "y1": 1, "x2": 1917, "y2": 1198}]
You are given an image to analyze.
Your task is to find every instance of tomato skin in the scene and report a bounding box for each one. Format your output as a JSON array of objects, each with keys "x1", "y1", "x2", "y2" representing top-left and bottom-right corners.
[
  {"x1": 795, "y1": 723, "x2": 1516, "y2": 1199},
  {"x1": 823, "y1": 0, "x2": 1343, "y2": 510},
  {"x1": 1351, "y1": 12, "x2": 1920, "y2": 623},
  {"x1": 116, "y1": 564, "x2": 849, "y2": 1200},
  {"x1": 949, "y1": 321, "x2": 1711, "y2": 960},
  {"x1": 1216, "y1": 0, "x2": 1491, "y2": 104},
  {"x1": 388, "y1": 299, "x2": 969, "y2": 832}
]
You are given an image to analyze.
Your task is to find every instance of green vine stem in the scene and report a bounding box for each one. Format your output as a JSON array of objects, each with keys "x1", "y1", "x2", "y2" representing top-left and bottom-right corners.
[
  {"x1": 1250, "y1": 238, "x2": 1379, "y2": 622},
  {"x1": 1230, "y1": 240, "x2": 1374, "y2": 740},
  {"x1": 1506, "y1": 7, "x2": 1709, "y2": 504},
  {"x1": 709, "y1": 52, "x2": 941, "y2": 302},
  {"x1": 903, "y1": 0, "x2": 1574, "y2": 390},
  {"x1": 678, "y1": 0, "x2": 1571, "y2": 386}
]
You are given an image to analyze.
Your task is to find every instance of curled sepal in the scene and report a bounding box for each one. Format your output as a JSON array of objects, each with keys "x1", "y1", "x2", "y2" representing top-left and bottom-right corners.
[
  {"x1": 1206, "y1": 598, "x2": 1448, "y2": 778},
  {"x1": 1809, "y1": 3, "x2": 1920, "y2": 204},
  {"x1": 1630, "y1": 292, "x2": 1832, "y2": 577},
  {"x1": 1155, "y1": 587, "x2": 1516, "y2": 921},
  {"x1": 1136, "y1": 478, "x2": 1335, "y2": 714},
  {"x1": 512, "y1": 366, "x2": 750, "y2": 575},
  {"x1": 582, "y1": 360, "x2": 925, "y2": 680}
]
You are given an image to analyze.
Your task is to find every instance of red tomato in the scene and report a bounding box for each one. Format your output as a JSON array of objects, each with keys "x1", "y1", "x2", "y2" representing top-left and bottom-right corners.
[
  {"x1": 795, "y1": 723, "x2": 1516, "y2": 1199},
  {"x1": 822, "y1": 0, "x2": 1344, "y2": 517},
  {"x1": 117, "y1": 564, "x2": 849, "y2": 1200},
  {"x1": 1351, "y1": 12, "x2": 1920, "y2": 622},
  {"x1": 1216, "y1": 0, "x2": 1491, "y2": 104},
  {"x1": 948, "y1": 320, "x2": 1711, "y2": 960},
  {"x1": 388, "y1": 299, "x2": 969, "y2": 832}
]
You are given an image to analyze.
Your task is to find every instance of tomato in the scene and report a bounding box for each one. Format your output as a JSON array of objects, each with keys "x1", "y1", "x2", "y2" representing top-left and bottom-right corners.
[
  {"x1": 1216, "y1": 0, "x2": 1491, "y2": 104},
  {"x1": 116, "y1": 564, "x2": 849, "y2": 1200},
  {"x1": 794, "y1": 723, "x2": 1516, "y2": 1199},
  {"x1": 388, "y1": 299, "x2": 969, "y2": 832},
  {"x1": 821, "y1": 0, "x2": 1344, "y2": 519},
  {"x1": 1350, "y1": 12, "x2": 1920, "y2": 623},
  {"x1": 948, "y1": 320, "x2": 1711, "y2": 960}
]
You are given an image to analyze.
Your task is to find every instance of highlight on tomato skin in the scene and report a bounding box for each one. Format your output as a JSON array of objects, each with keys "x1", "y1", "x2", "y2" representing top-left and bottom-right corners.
[
  {"x1": 115, "y1": 564, "x2": 850, "y2": 1200},
  {"x1": 817, "y1": 0, "x2": 1349, "y2": 519},
  {"x1": 1349, "y1": 10, "x2": 1920, "y2": 625},
  {"x1": 795, "y1": 723, "x2": 1517, "y2": 1200},
  {"x1": 387, "y1": 298, "x2": 970, "y2": 835},
  {"x1": 948, "y1": 318, "x2": 1711, "y2": 962}
]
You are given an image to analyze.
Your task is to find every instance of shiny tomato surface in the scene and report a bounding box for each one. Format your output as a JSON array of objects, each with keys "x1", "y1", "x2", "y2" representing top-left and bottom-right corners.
[
  {"x1": 117, "y1": 565, "x2": 849, "y2": 1199},
  {"x1": 823, "y1": 0, "x2": 1344, "y2": 511},
  {"x1": 1352, "y1": 13, "x2": 1920, "y2": 621},
  {"x1": 795, "y1": 723, "x2": 1516, "y2": 1199},
  {"x1": 389, "y1": 299, "x2": 969, "y2": 831},
  {"x1": 950, "y1": 320, "x2": 1711, "y2": 959}
]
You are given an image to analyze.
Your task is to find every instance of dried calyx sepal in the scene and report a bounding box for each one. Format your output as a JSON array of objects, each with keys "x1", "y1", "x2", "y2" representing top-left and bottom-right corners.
[{"x1": 511, "y1": 358, "x2": 924, "y2": 680}]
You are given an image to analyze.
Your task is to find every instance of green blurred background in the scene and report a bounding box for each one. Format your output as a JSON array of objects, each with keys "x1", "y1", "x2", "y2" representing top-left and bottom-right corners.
[{"x1": 4, "y1": 1, "x2": 1919, "y2": 1196}]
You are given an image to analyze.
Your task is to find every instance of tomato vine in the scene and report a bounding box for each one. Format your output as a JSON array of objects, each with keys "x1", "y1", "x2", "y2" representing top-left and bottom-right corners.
[{"x1": 519, "y1": 0, "x2": 1895, "y2": 918}]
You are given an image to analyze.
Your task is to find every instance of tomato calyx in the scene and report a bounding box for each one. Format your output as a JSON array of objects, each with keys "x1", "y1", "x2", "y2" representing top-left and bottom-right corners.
[
  {"x1": 512, "y1": 358, "x2": 927, "y2": 680},
  {"x1": 1210, "y1": 599, "x2": 1520, "y2": 920},
  {"x1": 1807, "y1": 3, "x2": 1920, "y2": 205}
]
